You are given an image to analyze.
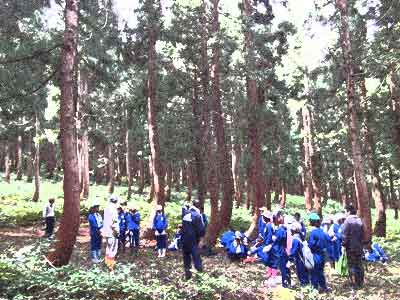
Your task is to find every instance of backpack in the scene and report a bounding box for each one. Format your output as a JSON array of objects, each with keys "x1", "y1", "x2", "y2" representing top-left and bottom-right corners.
[{"x1": 301, "y1": 240, "x2": 315, "y2": 270}]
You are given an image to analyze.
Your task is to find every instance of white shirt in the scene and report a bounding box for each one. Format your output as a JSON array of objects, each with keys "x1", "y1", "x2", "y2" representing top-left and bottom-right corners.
[
  {"x1": 43, "y1": 203, "x2": 55, "y2": 218},
  {"x1": 101, "y1": 202, "x2": 119, "y2": 237}
]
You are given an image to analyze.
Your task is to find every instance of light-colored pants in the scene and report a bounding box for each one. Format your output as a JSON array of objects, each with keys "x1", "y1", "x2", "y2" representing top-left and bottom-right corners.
[{"x1": 105, "y1": 237, "x2": 118, "y2": 271}]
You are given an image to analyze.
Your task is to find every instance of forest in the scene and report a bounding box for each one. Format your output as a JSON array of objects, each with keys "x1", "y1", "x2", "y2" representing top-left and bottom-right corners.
[{"x1": 0, "y1": 0, "x2": 399, "y2": 299}]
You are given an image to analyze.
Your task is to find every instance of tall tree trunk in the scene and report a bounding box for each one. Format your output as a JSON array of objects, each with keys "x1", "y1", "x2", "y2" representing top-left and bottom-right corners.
[
  {"x1": 360, "y1": 78, "x2": 386, "y2": 237},
  {"x1": 146, "y1": 0, "x2": 165, "y2": 208},
  {"x1": 16, "y1": 134, "x2": 23, "y2": 180},
  {"x1": 173, "y1": 165, "x2": 181, "y2": 192},
  {"x1": 79, "y1": 69, "x2": 90, "y2": 199},
  {"x1": 26, "y1": 133, "x2": 33, "y2": 182},
  {"x1": 232, "y1": 140, "x2": 243, "y2": 207},
  {"x1": 301, "y1": 107, "x2": 313, "y2": 212},
  {"x1": 126, "y1": 107, "x2": 134, "y2": 200},
  {"x1": 107, "y1": 143, "x2": 115, "y2": 194},
  {"x1": 336, "y1": 0, "x2": 372, "y2": 243},
  {"x1": 388, "y1": 164, "x2": 399, "y2": 219},
  {"x1": 211, "y1": 0, "x2": 234, "y2": 229},
  {"x1": 4, "y1": 140, "x2": 11, "y2": 183},
  {"x1": 47, "y1": 0, "x2": 81, "y2": 266},
  {"x1": 165, "y1": 163, "x2": 172, "y2": 202},
  {"x1": 389, "y1": 65, "x2": 400, "y2": 166},
  {"x1": 280, "y1": 183, "x2": 287, "y2": 208},
  {"x1": 200, "y1": 0, "x2": 221, "y2": 247},
  {"x1": 191, "y1": 77, "x2": 207, "y2": 209},
  {"x1": 186, "y1": 160, "x2": 193, "y2": 202},
  {"x1": 243, "y1": 0, "x2": 266, "y2": 238},
  {"x1": 32, "y1": 113, "x2": 40, "y2": 202},
  {"x1": 138, "y1": 158, "x2": 145, "y2": 194}
]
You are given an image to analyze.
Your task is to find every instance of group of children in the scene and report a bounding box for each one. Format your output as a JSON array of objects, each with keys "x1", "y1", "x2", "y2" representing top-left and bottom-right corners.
[
  {"x1": 220, "y1": 208, "x2": 348, "y2": 291},
  {"x1": 86, "y1": 197, "x2": 189, "y2": 263}
]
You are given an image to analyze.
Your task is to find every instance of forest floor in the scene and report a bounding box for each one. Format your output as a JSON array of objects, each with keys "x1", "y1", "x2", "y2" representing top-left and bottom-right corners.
[{"x1": 0, "y1": 177, "x2": 400, "y2": 300}]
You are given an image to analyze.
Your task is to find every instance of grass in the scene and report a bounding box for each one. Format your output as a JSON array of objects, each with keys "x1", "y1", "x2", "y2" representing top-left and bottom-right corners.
[{"x1": 0, "y1": 175, "x2": 400, "y2": 300}]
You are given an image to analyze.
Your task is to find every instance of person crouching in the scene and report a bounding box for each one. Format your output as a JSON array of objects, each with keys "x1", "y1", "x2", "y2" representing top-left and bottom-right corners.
[{"x1": 227, "y1": 231, "x2": 247, "y2": 261}]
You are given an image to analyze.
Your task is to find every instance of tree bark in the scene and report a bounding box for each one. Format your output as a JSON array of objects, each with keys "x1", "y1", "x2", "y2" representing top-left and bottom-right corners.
[
  {"x1": 138, "y1": 158, "x2": 145, "y2": 194},
  {"x1": 243, "y1": 0, "x2": 266, "y2": 238},
  {"x1": 191, "y1": 76, "x2": 207, "y2": 209},
  {"x1": 146, "y1": 0, "x2": 165, "y2": 208},
  {"x1": 32, "y1": 113, "x2": 40, "y2": 202},
  {"x1": 211, "y1": 0, "x2": 234, "y2": 229},
  {"x1": 165, "y1": 163, "x2": 172, "y2": 202},
  {"x1": 4, "y1": 140, "x2": 11, "y2": 183},
  {"x1": 126, "y1": 107, "x2": 134, "y2": 200},
  {"x1": 301, "y1": 107, "x2": 313, "y2": 212},
  {"x1": 107, "y1": 143, "x2": 115, "y2": 194},
  {"x1": 16, "y1": 134, "x2": 23, "y2": 180},
  {"x1": 389, "y1": 65, "x2": 400, "y2": 166},
  {"x1": 79, "y1": 69, "x2": 90, "y2": 199},
  {"x1": 186, "y1": 160, "x2": 193, "y2": 202},
  {"x1": 336, "y1": 0, "x2": 372, "y2": 243},
  {"x1": 232, "y1": 140, "x2": 243, "y2": 207},
  {"x1": 388, "y1": 164, "x2": 399, "y2": 219},
  {"x1": 26, "y1": 133, "x2": 33, "y2": 183},
  {"x1": 360, "y1": 78, "x2": 386, "y2": 237},
  {"x1": 47, "y1": 0, "x2": 81, "y2": 266}
]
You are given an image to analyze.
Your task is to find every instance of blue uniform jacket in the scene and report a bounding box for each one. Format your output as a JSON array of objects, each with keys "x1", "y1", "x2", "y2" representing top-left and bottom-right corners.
[
  {"x1": 308, "y1": 227, "x2": 328, "y2": 264},
  {"x1": 332, "y1": 223, "x2": 342, "y2": 261},
  {"x1": 258, "y1": 216, "x2": 267, "y2": 237},
  {"x1": 127, "y1": 212, "x2": 141, "y2": 231},
  {"x1": 221, "y1": 231, "x2": 235, "y2": 248},
  {"x1": 182, "y1": 208, "x2": 205, "y2": 248},
  {"x1": 153, "y1": 213, "x2": 168, "y2": 233},
  {"x1": 118, "y1": 212, "x2": 127, "y2": 232},
  {"x1": 88, "y1": 213, "x2": 103, "y2": 236},
  {"x1": 263, "y1": 223, "x2": 275, "y2": 245}
]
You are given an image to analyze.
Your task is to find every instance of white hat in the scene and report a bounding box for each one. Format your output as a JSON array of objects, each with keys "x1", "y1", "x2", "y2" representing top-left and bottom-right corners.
[
  {"x1": 235, "y1": 231, "x2": 242, "y2": 239},
  {"x1": 109, "y1": 195, "x2": 119, "y2": 203},
  {"x1": 156, "y1": 204, "x2": 163, "y2": 211},
  {"x1": 334, "y1": 213, "x2": 346, "y2": 222},
  {"x1": 291, "y1": 222, "x2": 302, "y2": 232},
  {"x1": 91, "y1": 199, "x2": 100, "y2": 208},
  {"x1": 128, "y1": 204, "x2": 136, "y2": 211}
]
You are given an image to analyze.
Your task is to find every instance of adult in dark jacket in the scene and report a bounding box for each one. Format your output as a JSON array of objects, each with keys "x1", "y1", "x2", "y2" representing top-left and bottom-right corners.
[
  {"x1": 182, "y1": 201, "x2": 206, "y2": 279},
  {"x1": 342, "y1": 204, "x2": 365, "y2": 289}
]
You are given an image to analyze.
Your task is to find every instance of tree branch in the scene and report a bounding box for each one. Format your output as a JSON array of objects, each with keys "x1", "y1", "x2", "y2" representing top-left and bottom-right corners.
[{"x1": 0, "y1": 43, "x2": 62, "y2": 65}]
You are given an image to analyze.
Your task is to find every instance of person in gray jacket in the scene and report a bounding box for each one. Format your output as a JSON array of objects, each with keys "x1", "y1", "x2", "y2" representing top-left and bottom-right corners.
[{"x1": 341, "y1": 204, "x2": 364, "y2": 289}]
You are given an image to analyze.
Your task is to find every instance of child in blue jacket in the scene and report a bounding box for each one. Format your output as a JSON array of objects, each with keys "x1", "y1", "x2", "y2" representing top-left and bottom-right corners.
[
  {"x1": 308, "y1": 213, "x2": 329, "y2": 292},
  {"x1": 227, "y1": 231, "x2": 247, "y2": 261},
  {"x1": 289, "y1": 222, "x2": 309, "y2": 286},
  {"x1": 153, "y1": 205, "x2": 168, "y2": 258},
  {"x1": 332, "y1": 213, "x2": 346, "y2": 262},
  {"x1": 168, "y1": 224, "x2": 183, "y2": 251},
  {"x1": 117, "y1": 206, "x2": 127, "y2": 252},
  {"x1": 88, "y1": 201, "x2": 103, "y2": 263},
  {"x1": 127, "y1": 205, "x2": 141, "y2": 253},
  {"x1": 269, "y1": 211, "x2": 291, "y2": 288}
]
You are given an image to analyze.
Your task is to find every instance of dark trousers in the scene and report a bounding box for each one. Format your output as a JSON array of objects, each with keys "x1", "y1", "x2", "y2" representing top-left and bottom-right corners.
[
  {"x1": 45, "y1": 217, "x2": 55, "y2": 237},
  {"x1": 183, "y1": 243, "x2": 203, "y2": 278},
  {"x1": 156, "y1": 235, "x2": 167, "y2": 249},
  {"x1": 310, "y1": 260, "x2": 327, "y2": 290},
  {"x1": 129, "y1": 229, "x2": 140, "y2": 248},
  {"x1": 119, "y1": 230, "x2": 126, "y2": 251},
  {"x1": 278, "y1": 256, "x2": 291, "y2": 288},
  {"x1": 347, "y1": 249, "x2": 364, "y2": 288}
]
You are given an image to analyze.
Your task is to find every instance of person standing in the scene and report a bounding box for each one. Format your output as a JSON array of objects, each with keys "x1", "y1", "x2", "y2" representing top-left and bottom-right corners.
[
  {"x1": 42, "y1": 198, "x2": 56, "y2": 238},
  {"x1": 307, "y1": 212, "x2": 329, "y2": 292},
  {"x1": 127, "y1": 204, "x2": 141, "y2": 254},
  {"x1": 289, "y1": 222, "x2": 309, "y2": 286},
  {"x1": 117, "y1": 205, "x2": 127, "y2": 253},
  {"x1": 153, "y1": 205, "x2": 168, "y2": 258},
  {"x1": 88, "y1": 200, "x2": 103, "y2": 263},
  {"x1": 101, "y1": 195, "x2": 120, "y2": 271},
  {"x1": 342, "y1": 204, "x2": 365, "y2": 289},
  {"x1": 181, "y1": 200, "x2": 205, "y2": 279}
]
